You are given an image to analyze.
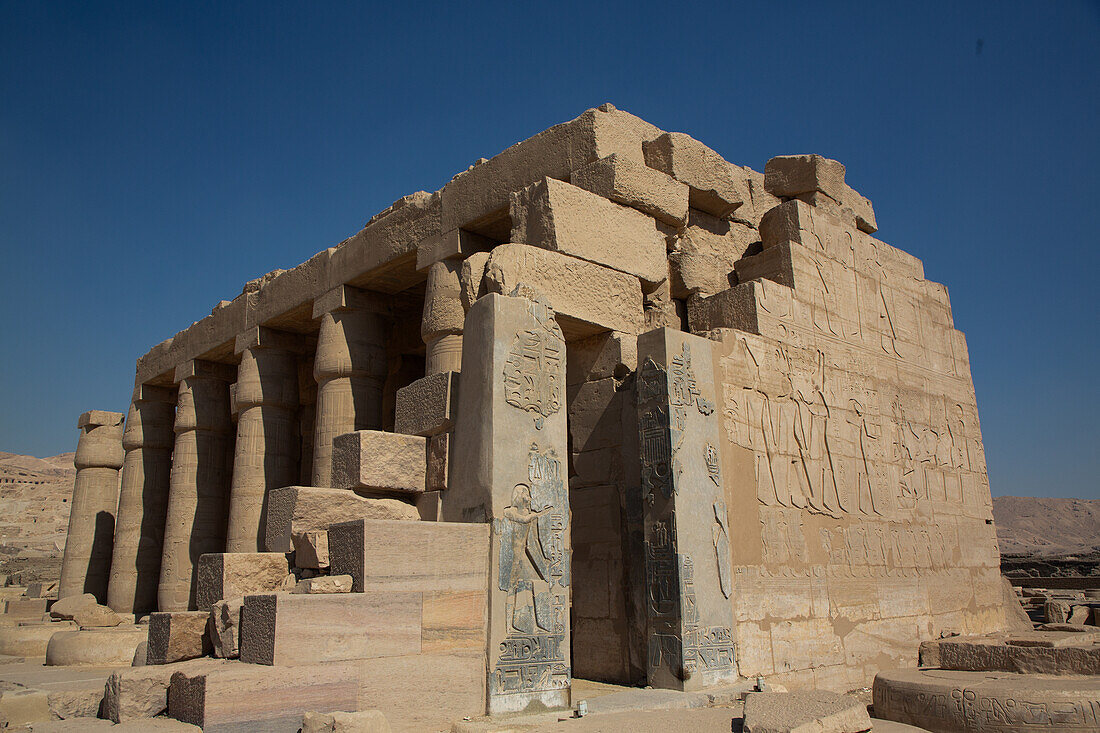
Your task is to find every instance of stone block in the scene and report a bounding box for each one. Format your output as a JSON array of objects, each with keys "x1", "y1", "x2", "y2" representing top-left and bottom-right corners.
[
  {"x1": 459, "y1": 251, "x2": 491, "y2": 310},
  {"x1": 265, "y1": 486, "x2": 419, "y2": 554},
  {"x1": 302, "y1": 709, "x2": 391, "y2": 733},
  {"x1": 566, "y1": 331, "x2": 637, "y2": 386},
  {"x1": 292, "y1": 530, "x2": 329, "y2": 569},
  {"x1": 292, "y1": 575, "x2": 352, "y2": 594},
  {"x1": 669, "y1": 210, "x2": 759, "y2": 297},
  {"x1": 1047, "y1": 599, "x2": 1072, "y2": 624},
  {"x1": 764, "y1": 154, "x2": 877, "y2": 234},
  {"x1": 167, "y1": 660, "x2": 359, "y2": 733},
  {"x1": 0, "y1": 689, "x2": 50, "y2": 729},
  {"x1": 642, "y1": 132, "x2": 745, "y2": 218},
  {"x1": 5, "y1": 597, "x2": 50, "y2": 619},
  {"x1": 353, "y1": 652, "x2": 486, "y2": 732},
  {"x1": 0, "y1": 622, "x2": 77, "y2": 657},
  {"x1": 484, "y1": 243, "x2": 644, "y2": 336},
  {"x1": 570, "y1": 153, "x2": 689, "y2": 226},
  {"x1": 208, "y1": 599, "x2": 242, "y2": 659},
  {"x1": 568, "y1": 378, "x2": 623, "y2": 453},
  {"x1": 194, "y1": 553, "x2": 291, "y2": 611},
  {"x1": 511, "y1": 177, "x2": 667, "y2": 286},
  {"x1": 935, "y1": 633, "x2": 1100, "y2": 675},
  {"x1": 104, "y1": 658, "x2": 225, "y2": 722},
  {"x1": 328, "y1": 519, "x2": 489, "y2": 593},
  {"x1": 394, "y1": 371, "x2": 459, "y2": 437},
  {"x1": 239, "y1": 592, "x2": 422, "y2": 665},
  {"x1": 426, "y1": 433, "x2": 450, "y2": 492},
  {"x1": 1069, "y1": 605, "x2": 1090, "y2": 625},
  {"x1": 330, "y1": 430, "x2": 427, "y2": 495},
  {"x1": 742, "y1": 690, "x2": 871, "y2": 733},
  {"x1": 416, "y1": 489, "x2": 443, "y2": 520},
  {"x1": 49, "y1": 594, "x2": 120, "y2": 627},
  {"x1": 45, "y1": 684, "x2": 105, "y2": 721},
  {"x1": 147, "y1": 611, "x2": 211, "y2": 664},
  {"x1": 45, "y1": 627, "x2": 146, "y2": 666},
  {"x1": 416, "y1": 229, "x2": 494, "y2": 271}
]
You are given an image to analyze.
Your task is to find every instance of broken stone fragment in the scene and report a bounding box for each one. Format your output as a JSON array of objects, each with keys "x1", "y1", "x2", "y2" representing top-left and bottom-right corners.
[
  {"x1": 302, "y1": 709, "x2": 392, "y2": 732},
  {"x1": 742, "y1": 690, "x2": 871, "y2": 733},
  {"x1": 292, "y1": 529, "x2": 329, "y2": 569},
  {"x1": 265, "y1": 486, "x2": 420, "y2": 555},
  {"x1": 643, "y1": 132, "x2": 746, "y2": 219},
  {"x1": 146, "y1": 611, "x2": 212, "y2": 664},
  {"x1": 292, "y1": 575, "x2": 352, "y2": 594}
]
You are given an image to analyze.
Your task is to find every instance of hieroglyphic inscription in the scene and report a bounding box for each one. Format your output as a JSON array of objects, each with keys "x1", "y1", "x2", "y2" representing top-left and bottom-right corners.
[
  {"x1": 639, "y1": 358, "x2": 675, "y2": 502},
  {"x1": 493, "y1": 443, "x2": 569, "y2": 694},
  {"x1": 502, "y1": 313, "x2": 564, "y2": 429},
  {"x1": 713, "y1": 502, "x2": 732, "y2": 599},
  {"x1": 874, "y1": 681, "x2": 1100, "y2": 730}
]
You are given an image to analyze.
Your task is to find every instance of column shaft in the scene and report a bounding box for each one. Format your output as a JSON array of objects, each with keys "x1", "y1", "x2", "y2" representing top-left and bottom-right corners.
[
  {"x1": 157, "y1": 361, "x2": 235, "y2": 611},
  {"x1": 59, "y1": 410, "x2": 125, "y2": 602},
  {"x1": 106, "y1": 385, "x2": 176, "y2": 614},
  {"x1": 422, "y1": 259, "x2": 465, "y2": 375}
]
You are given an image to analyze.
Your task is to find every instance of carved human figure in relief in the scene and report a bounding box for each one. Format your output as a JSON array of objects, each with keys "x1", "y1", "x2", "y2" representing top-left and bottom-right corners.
[{"x1": 500, "y1": 482, "x2": 552, "y2": 633}]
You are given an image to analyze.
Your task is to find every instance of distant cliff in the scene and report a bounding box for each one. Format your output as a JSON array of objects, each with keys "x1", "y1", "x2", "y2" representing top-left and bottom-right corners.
[
  {"x1": 0, "y1": 451, "x2": 75, "y2": 584},
  {"x1": 993, "y1": 495, "x2": 1100, "y2": 558}
]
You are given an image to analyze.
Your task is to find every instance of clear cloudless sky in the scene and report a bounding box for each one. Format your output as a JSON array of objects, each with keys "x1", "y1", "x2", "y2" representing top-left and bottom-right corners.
[{"x1": 1, "y1": 1, "x2": 1097, "y2": 499}]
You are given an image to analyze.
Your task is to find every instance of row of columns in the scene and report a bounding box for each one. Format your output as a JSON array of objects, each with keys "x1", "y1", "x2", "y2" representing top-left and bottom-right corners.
[{"x1": 60, "y1": 284, "x2": 420, "y2": 613}]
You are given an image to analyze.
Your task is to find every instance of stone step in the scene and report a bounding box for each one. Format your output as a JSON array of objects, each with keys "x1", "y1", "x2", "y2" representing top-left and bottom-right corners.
[{"x1": 918, "y1": 631, "x2": 1100, "y2": 675}]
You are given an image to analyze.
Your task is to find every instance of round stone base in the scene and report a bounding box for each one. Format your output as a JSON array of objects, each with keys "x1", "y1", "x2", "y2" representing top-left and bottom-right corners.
[
  {"x1": 45, "y1": 626, "x2": 148, "y2": 666},
  {"x1": 874, "y1": 668, "x2": 1100, "y2": 733},
  {"x1": 0, "y1": 621, "x2": 77, "y2": 657}
]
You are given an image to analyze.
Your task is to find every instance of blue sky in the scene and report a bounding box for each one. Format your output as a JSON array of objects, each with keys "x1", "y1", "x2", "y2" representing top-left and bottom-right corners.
[{"x1": 1, "y1": 2, "x2": 1097, "y2": 498}]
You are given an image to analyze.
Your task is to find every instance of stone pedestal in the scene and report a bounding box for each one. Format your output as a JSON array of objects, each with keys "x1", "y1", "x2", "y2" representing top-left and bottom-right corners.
[
  {"x1": 311, "y1": 285, "x2": 390, "y2": 487},
  {"x1": 158, "y1": 360, "x2": 236, "y2": 611},
  {"x1": 225, "y1": 328, "x2": 302, "y2": 552},
  {"x1": 422, "y1": 259, "x2": 465, "y2": 374},
  {"x1": 447, "y1": 292, "x2": 571, "y2": 715},
  {"x1": 107, "y1": 384, "x2": 176, "y2": 614},
  {"x1": 635, "y1": 328, "x2": 737, "y2": 691},
  {"x1": 59, "y1": 410, "x2": 125, "y2": 602}
]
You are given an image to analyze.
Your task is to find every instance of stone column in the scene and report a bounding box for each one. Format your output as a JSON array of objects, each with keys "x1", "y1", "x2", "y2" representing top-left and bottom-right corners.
[
  {"x1": 422, "y1": 259, "x2": 465, "y2": 375},
  {"x1": 59, "y1": 410, "x2": 125, "y2": 602},
  {"x1": 158, "y1": 360, "x2": 235, "y2": 611},
  {"x1": 225, "y1": 327, "x2": 302, "y2": 553},
  {"x1": 106, "y1": 384, "x2": 176, "y2": 614},
  {"x1": 635, "y1": 328, "x2": 737, "y2": 691},
  {"x1": 310, "y1": 285, "x2": 390, "y2": 487},
  {"x1": 447, "y1": 292, "x2": 571, "y2": 715}
]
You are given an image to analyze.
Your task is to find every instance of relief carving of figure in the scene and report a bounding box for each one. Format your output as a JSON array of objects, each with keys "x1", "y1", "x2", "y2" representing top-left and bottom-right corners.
[
  {"x1": 499, "y1": 483, "x2": 552, "y2": 634},
  {"x1": 790, "y1": 351, "x2": 842, "y2": 518}
]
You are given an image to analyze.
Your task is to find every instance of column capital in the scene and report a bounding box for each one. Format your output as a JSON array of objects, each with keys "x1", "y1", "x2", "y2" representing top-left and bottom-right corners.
[{"x1": 77, "y1": 410, "x2": 124, "y2": 429}]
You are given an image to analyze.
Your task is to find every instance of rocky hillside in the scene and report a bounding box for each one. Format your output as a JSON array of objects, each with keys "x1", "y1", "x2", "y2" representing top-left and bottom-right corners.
[
  {"x1": 0, "y1": 451, "x2": 75, "y2": 584},
  {"x1": 993, "y1": 495, "x2": 1100, "y2": 558}
]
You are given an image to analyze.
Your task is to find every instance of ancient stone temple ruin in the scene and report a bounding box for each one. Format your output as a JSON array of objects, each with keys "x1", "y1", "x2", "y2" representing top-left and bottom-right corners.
[{"x1": 49, "y1": 104, "x2": 1021, "y2": 728}]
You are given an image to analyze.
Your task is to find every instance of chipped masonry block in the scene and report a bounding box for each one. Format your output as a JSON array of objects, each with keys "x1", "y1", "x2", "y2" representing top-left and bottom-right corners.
[
  {"x1": 167, "y1": 660, "x2": 359, "y2": 732},
  {"x1": 292, "y1": 530, "x2": 328, "y2": 569},
  {"x1": 416, "y1": 229, "x2": 495, "y2": 272},
  {"x1": 742, "y1": 690, "x2": 872, "y2": 733},
  {"x1": 105, "y1": 658, "x2": 225, "y2": 722},
  {"x1": 45, "y1": 627, "x2": 146, "y2": 666},
  {"x1": 932, "y1": 633, "x2": 1100, "y2": 675},
  {"x1": 264, "y1": 487, "x2": 419, "y2": 554},
  {"x1": 208, "y1": 598, "x2": 242, "y2": 659},
  {"x1": 510, "y1": 177, "x2": 667, "y2": 285},
  {"x1": 642, "y1": 132, "x2": 746, "y2": 219},
  {"x1": 459, "y1": 251, "x2": 491, "y2": 311},
  {"x1": 147, "y1": 611, "x2": 212, "y2": 664},
  {"x1": 394, "y1": 371, "x2": 459, "y2": 437},
  {"x1": 731, "y1": 165, "x2": 781, "y2": 229},
  {"x1": 426, "y1": 433, "x2": 450, "y2": 493},
  {"x1": 669, "y1": 210, "x2": 760, "y2": 297},
  {"x1": 194, "y1": 553, "x2": 291, "y2": 611},
  {"x1": 484, "y1": 243, "x2": 645, "y2": 336},
  {"x1": 441, "y1": 104, "x2": 663, "y2": 233},
  {"x1": 293, "y1": 575, "x2": 352, "y2": 594},
  {"x1": 239, "y1": 593, "x2": 422, "y2": 665},
  {"x1": 764, "y1": 154, "x2": 877, "y2": 233},
  {"x1": 570, "y1": 153, "x2": 689, "y2": 227},
  {"x1": 328, "y1": 519, "x2": 489, "y2": 593},
  {"x1": 302, "y1": 709, "x2": 391, "y2": 733},
  {"x1": 330, "y1": 430, "x2": 427, "y2": 495},
  {"x1": 416, "y1": 490, "x2": 443, "y2": 521}
]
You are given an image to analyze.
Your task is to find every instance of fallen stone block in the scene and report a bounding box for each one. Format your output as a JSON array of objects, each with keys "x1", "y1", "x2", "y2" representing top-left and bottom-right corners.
[
  {"x1": 0, "y1": 689, "x2": 51, "y2": 729},
  {"x1": 292, "y1": 530, "x2": 329, "y2": 569},
  {"x1": 331, "y1": 431, "x2": 427, "y2": 495},
  {"x1": 1069, "y1": 605, "x2": 1090, "y2": 625},
  {"x1": 104, "y1": 658, "x2": 225, "y2": 722},
  {"x1": 3, "y1": 597, "x2": 49, "y2": 619},
  {"x1": 302, "y1": 709, "x2": 391, "y2": 733},
  {"x1": 208, "y1": 598, "x2": 243, "y2": 659},
  {"x1": 570, "y1": 152, "x2": 689, "y2": 226},
  {"x1": 48, "y1": 594, "x2": 99, "y2": 622},
  {"x1": 394, "y1": 371, "x2": 459, "y2": 437},
  {"x1": 45, "y1": 627, "x2": 147, "y2": 666},
  {"x1": 293, "y1": 575, "x2": 352, "y2": 594},
  {"x1": 426, "y1": 434, "x2": 450, "y2": 493},
  {"x1": 354, "y1": 652, "x2": 486, "y2": 732},
  {"x1": 0, "y1": 622, "x2": 76, "y2": 657},
  {"x1": 668, "y1": 211, "x2": 758, "y2": 297},
  {"x1": 742, "y1": 690, "x2": 871, "y2": 733},
  {"x1": 194, "y1": 552, "x2": 292, "y2": 611},
  {"x1": 265, "y1": 486, "x2": 419, "y2": 554},
  {"x1": 1046, "y1": 599, "x2": 1072, "y2": 624},
  {"x1": 45, "y1": 684, "x2": 105, "y2": 720},
  {"x1": 167, "y1": 660, "x2": 359, "y2": 732},
  {"x1": 328, "y1": 519, "x2": 489, "y2": 593},
  {"x1": 643, "y1": 132, "x2": 746, "y2": 219},
  {"x1": 483, "y1": 243, "x2": 645, "y2": 337},
  {"x1": 24, "y1": 582, "x2": 58, "y2": 599},
  {"x1": 147, "y1": 611, "x2": 211, "y2": 664}
]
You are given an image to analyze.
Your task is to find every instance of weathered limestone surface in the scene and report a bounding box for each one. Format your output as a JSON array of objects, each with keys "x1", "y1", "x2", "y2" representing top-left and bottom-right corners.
[
  {"x1": 394, "y1": 371, "x2": 459, "y2": 437},
  {"x1": 225, "y1": 327, "x2": 302, "y2": 553},
  {"x1": 445, "y1": 293, "x2": 571, "y2": 714},
  {"x1": 158, "y1": 361, "x2": 235, "y2": 611},
  {"x1": 264, "y1": 486, "x2": 419, "y2": 554},
  {"x1": 873, "y1": 668, "x2": 1100, "y2": 732},
  {"x1": 483, "y1": 243, "x2": 644, "y2": 336},
  {"x1": 921, "y1": 632, "x2": 1100, "y2": 675},
  {"x1": 194, "y1": 552, "x2": 291, "y2": 611},
  {"x1": 108, "y1": 384, "x2": 176, "y2": 615},
  {"x1": 104, "y1": 658, "x2": 226, "y2": 722},
  {"x1": 0, "y1": 622, "x2": 76, "y2": 657},
  {"x1": 570, "y1": 153, "x2": 689, "y2": 227},
  {"x1": 208, "y1": 598, "x2": 242, "y2": 658},
  {"x1": 742, "y1": 690, "x2": 872, "y2": 733},
  {"x1": 48, "y1": 593, "x2": 120, "y2": 627},
  {"x1": 643, "y1": 132, "x2": 746, "y2": 219},
  {"x1": 764, "y1": 154, "x2": 877, "y2": 234},
  {"x1": 59, "y1": 410, "x2": 124, "y2": 603},
  {"x1": 147, "y1": 611, "x2": 212, "y2": 664},
  {"x1": 44, "y1": 627, "x2": 146, "y2": 666},
  {"x1": 330, "y1": 430, "x2": 427, "y2": 494},
  {"x1": 510, "y1": 177, "x2": 668, "y2": 285}
]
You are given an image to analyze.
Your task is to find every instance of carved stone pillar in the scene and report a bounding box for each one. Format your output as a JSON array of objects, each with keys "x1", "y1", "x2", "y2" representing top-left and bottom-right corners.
[
  {"x1": 310, "y1": 286, "x2": 390, "y2": 487},
  {"x1": 59, "y1": 410, "x2": 125, "y2": 602},
  {"x1": 635, "y1": 328, "x2": 737, "y2": 691},
  {"x1": 106, "y1": 384, "x2": 176, "y2": 614},
  {"x1": 158, "y1": 360, "x2": 235, "y2": 611},
  {"x1": 422, "y1": 259, "x2": 465, "y2": 375},
  {"x1": 447, "y1": 292, "x2": 571, "y2": 715},
  {"x1": 225, "y1": 328, "x2": 302, "y2": 553}
]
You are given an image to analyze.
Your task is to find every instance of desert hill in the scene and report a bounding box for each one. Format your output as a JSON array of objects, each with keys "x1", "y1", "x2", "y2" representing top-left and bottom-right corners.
[
  {"x1": 992, "y1": 495, "x2": 1100, "y2": 558},
  {"x1": 0, "y1": 451, "x2": 75, "y2": 584}
]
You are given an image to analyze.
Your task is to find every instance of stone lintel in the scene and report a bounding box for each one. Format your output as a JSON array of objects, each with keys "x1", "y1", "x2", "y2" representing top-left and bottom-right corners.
[
  {"x1": 233, "y1": 326, "x2": 313, "y2": 355},
  {"x1": 77, "y1": 410, "x2": 125, "y2": 429},
  {"x1": 417, "y1": 229, "x2": 496, "y2": 272},
  {"x1": 310, "y1": 284, "x2": 393, "y2": 320},
  {"x1": 172, "y1": 359, "x2": 237, "y2": 384}
]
